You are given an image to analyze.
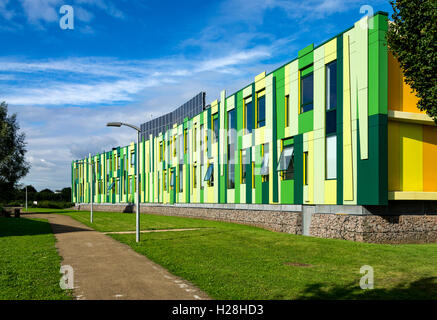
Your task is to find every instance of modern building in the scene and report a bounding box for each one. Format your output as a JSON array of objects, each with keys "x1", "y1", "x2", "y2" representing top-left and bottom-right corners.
[{"x1": 72, "y1": 12, "x2": 437, "y2": 243}]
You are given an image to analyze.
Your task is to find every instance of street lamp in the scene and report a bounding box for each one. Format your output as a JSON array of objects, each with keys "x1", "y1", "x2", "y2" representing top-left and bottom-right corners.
[
  {"x1": 107, "y1": 122, "x2": 141, "y2": 242},
  {"x1": 76, "y1": 157, "x2": 95, "y2": 223}
]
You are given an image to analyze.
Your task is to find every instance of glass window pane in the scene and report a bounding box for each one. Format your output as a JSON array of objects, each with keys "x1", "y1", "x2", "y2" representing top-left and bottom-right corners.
[
  {"x1": 326, "y1": 61, "x2": 337, "y2": 110},
  {"x1": 260, "y1": 152, "x2": 269, "y2": 175},
  {"x1": 246, "y1": 100, "x2": 253, "y2": 132},
  {"x1": 179, "y1": 164, "x2": 183, "y2": 192},
  {"x1": 277, "y1": 146, "x2": 294, "y2": 171},
  {"x1": 326, "y1": 135, "x2": 337, "y2": 179},
  {"x1": 213, "y1": 115, "x2": 219, "y2": 143},
  {"x1": 204, "y1": 164, "x2": 213, "y2": 181},
  {"x1": 257, "y1": 95, "x2": 265, "y2": 127},
  {"x1": 302, "y1": 73, "x2": 313, "y2": 105}
]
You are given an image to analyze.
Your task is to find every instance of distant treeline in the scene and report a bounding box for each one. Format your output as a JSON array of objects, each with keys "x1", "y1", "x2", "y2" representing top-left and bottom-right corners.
[{"x1": 6, "y1": 186, "x2": 72, "y2": 203}]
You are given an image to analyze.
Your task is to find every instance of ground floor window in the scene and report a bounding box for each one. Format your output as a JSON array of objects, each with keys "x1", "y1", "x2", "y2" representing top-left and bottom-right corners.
[{"x1": 326, "y1": 135, "x2": 337, "y2": 179}]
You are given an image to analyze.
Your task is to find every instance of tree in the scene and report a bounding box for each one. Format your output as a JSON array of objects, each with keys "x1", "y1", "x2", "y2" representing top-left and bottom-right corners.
[
  {"x1": 23, "y1": 185, "x2": 37, "y2": 193},
  {"x1": 0, "y1": 102, "x2": 30, "y2": 201},
  {"x1": 61, "y1": 187, "x2": 72, "y2": 202},
  {"x1": 386, "y1": 0, "x2": 437, "y2": 123}
]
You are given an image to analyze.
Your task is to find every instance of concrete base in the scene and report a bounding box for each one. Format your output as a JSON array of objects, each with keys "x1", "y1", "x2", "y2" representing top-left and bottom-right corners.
[{"x1": 75, "y1": 203, "x2": 437, "y2": 244}]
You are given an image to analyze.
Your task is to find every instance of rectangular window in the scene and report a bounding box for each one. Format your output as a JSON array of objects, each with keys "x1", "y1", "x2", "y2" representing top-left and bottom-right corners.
[
  {"x1": 115, "y1": 178, "x2": 119, "y2": 194},
  {"x1": 204, "y1": 163, "x2": 214, "y2": 187},
  {"x1": 179, "y1": 164, "x2": 183, "y2": 192},
  {"x1": 128, "y1": 176, "x2": 131, "y2": 195},
  {"x1": 130, "y1": 151, "x2": 135, "y2": 167},
  {"x1": 163, "y1": 170, "x2": 167, "y2": 191},
  {"x1": 277, "y1": 144, "x2": 294, "y2": 180},
  {"x1": 260, "y1": 144, "x2": 269, "y2": 182},
  {"x1": 326, "y1": 135, "x2": 337, "y2": 179},
  {"x1": 200, "y1": 164, "x2": 204, "y2": 189},
  {"x1": 170, "y1": 169, "x2": 175, "y2": 189},
  {"x1": 193, "y1": 165, "x2": 197, "y2": 189},
  {"x1": 179, "y1": 134, "x2": 184, "y2": 163},
  {"x1": 240, "y1": 149, "x2": 248, "y2": 184},
  {"x1": 184, "y1": 129, "x2": 188, "y2": 154},
  {"x1": 300, "y1": 69, "x2": 314, "y2": 113},
  {"x1": 326, "y1": 60, "x2": 337, "y2": 110},
  {"x1": 200, "y1": 124, "x2": 204, "y2": 165},
  {"x1": 193, "y1": 127, "x2": 197, "y2": 152},
  {"x1": 285, "y1": 95, "x2": 290, "y2": 127},
  {"x1": 244, "y1": 97, "x2": 253, "y2": 133},
  {"x1": 256, "y1": 90, "x2": 266, "y2": 128},
  {"x1": 303, "y1": 152, "x2": 309, "y2": 185},
  {"x1": 212, "y1": 113, "x2": 219, "y2": 143},
  {"x1": 227, "y1": 109, "x2": 236, "y2": 190}
]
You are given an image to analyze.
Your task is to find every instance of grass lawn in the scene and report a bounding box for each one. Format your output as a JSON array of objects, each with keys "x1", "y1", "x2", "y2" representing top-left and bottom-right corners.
[
  {"x1": 27, "y1": 209, "x2": 437, "y2": 300},
  {"x1": 0, "y1": 217, "x2": 72, "y2": 300}
]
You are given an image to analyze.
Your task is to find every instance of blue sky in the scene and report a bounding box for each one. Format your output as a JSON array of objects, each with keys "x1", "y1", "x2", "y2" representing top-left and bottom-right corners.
[{"x1": 0, "y1": 0, "x2": 393, "y2": 191}]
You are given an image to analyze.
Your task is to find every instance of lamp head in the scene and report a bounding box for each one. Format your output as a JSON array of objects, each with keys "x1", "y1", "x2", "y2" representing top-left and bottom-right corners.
[{"x1": 107, "y1": 122, "x2": 122, "y2": 127}]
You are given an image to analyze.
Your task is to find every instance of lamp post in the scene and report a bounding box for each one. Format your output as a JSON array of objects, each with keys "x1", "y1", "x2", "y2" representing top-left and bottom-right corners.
[
  {"x1": 25, "y1": 186, "x2": 27, "y2": 212},
  {"x1": 107, "y1": 122, "x2": 141, "y2": 243},
  {"x1": 76, "y1": 158, "x2": 95, "y2": 223}
]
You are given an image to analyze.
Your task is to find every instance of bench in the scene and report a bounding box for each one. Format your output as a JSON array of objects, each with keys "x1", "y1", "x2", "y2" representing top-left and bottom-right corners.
[{"x1": 1, "y1": 207, "x2": 22, "y2": 218}]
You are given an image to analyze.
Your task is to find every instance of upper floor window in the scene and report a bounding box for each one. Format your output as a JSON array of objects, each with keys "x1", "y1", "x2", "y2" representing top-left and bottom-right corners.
[
  {"x1": 256, "y1": 90, "x2": 266, "y2": 128},
  {"x1": 184, "y1": 129, "x2": 188, "y2": 154},
  {"x1": 300, "y1": 67, "x2": 313, "y2": 113},
  {"x1": 326, "y1": 60, "x2": 337, "y2": 110},
  {"x1": 212, "y1": 113, "x2": 219, "y2": 143},
  {"x1": 243, "y1": 96, "x2": 253, "y2": 133}
]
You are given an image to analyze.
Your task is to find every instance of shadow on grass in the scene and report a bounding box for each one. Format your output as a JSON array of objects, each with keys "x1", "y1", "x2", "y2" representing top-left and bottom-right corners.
[
  {"x1": 296, "y1": 277, "x2": 437, "y2": 300},
  {"x1": 0, "y1": 216, "x2": 91, "y2": 237}
]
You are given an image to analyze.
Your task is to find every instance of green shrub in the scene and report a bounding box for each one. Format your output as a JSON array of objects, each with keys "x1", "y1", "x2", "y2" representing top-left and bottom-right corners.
[
  {"x1": 4, "y1": 201, "x2": 23, "y2": 207},
  {"x1": 29, "y1": 201, "x2": 74, "y2": 209}
]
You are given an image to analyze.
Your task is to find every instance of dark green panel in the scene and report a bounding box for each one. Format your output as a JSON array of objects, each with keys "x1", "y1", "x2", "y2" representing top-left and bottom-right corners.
[
  {"x1": 245, "y1": 147, "x2": 252, "y2": 204},
  {"x1": 336, "y1": 34, "x2": 344, "y2": 205},
  {"x1": 357, "y1": 114, "x2": 388, "y2": 205},
  {"x1": 271, "y1": 76, "x2": 278, "y2": 203},
  {"x1": 293, "y1": 134, "x2": 303, "y2": 204}
]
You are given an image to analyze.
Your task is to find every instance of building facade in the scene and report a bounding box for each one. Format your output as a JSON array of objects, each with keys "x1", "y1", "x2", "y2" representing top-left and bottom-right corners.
[{"x1": 72, "y1": 12, "x2": 437, "y2": 217}]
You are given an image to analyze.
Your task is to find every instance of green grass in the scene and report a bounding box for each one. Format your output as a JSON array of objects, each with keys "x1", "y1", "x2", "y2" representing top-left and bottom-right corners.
[
  {"x1": 0, "y1": 217, "x2": 72, "y2": 300},
  {"x1": 27, "y1": 207, "x2": 228, "y2": 232},
  {"x1": 27, "y1": 208, "x2": 437, "y2": 299}
]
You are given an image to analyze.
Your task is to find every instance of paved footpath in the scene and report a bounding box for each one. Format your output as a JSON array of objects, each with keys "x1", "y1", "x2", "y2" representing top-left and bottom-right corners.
[{"x1": 24, "y1": 213, "x2": 210, "y2": 300}]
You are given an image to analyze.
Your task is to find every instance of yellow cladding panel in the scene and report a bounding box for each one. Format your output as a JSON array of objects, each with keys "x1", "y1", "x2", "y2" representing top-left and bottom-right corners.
[
  {"x1": 211, "y1": 99, "x2": 218, "y2": 114},
  {"x1": 255, "y1": 72, "x2": 266, "y2": 92},
  {"x1": 423, "y1": 126, "x2": 437, "y2": 192},
  {"x1": 308, "y1": 131, "x2": 314, "y2": 204},
  {"x1": 400, "y1": 122, "x2": 423, "y2": 191},
  {"x1": 388, "y1": 121, "x2": 400, "y2": 191},
  {"x1": 343, "y1": 35, "x2": 354, "y2": 201},
  {"x1": 324, "y1": 180, "x2": 337, "y2": 204},
  {"x1": 284, "y1": 63, "x2": 290, "y2": 96},
  {"x1": 324, "y1": 39, "x2": 337, "y2": 64},
  {"x1": 389, "y1": 191, "x2": 437, "y2": 200}
]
